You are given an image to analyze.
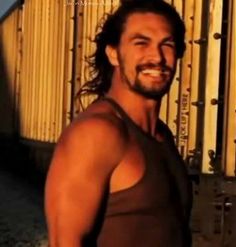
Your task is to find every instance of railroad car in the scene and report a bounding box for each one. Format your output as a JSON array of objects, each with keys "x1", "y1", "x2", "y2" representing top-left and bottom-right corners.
[{"x1": 0, "y1": 0, "x2": 235, "y2": 245}]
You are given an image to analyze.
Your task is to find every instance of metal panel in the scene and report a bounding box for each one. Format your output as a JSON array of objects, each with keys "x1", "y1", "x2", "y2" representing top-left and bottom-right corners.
[
  {"x1": 202, "y1": 0, "x2": 223, "y2": 173},
  {"x1": 0, "y1": 10, "x2": 18, "y2": 95},
  {"x1": 160, "y1": 0, "x2": 182, "y2": 135},
  {"x1": 80, "y1": 1, "x2": 92, "y2": 108},
  {"x1": 20, "y1": 0, "x2": 74, "y2": 142},
  {"x1": 167, "y1": 0, "x2": 183, "y2": 138},
  {"x1": 80, "y1": 2, "x2": 88, "y2": 108},
  {"x1": 63, "y1": 2, "x2": 75, "y2": 128},
  {"x1": 223, "y1": 0, "x2": 236, "y2": 177},
  {"x1": 73, "y1": 4, "x2": 84, "y2": 115},
  {"x1": 166, "y1": 62, "x2": 180, "y2": 139},
  {"x1": 177, "y1": 0, "x2": 195, "y2": 158},
  {"x1": 15, "y1": 7, "x2": 23, "y2": 131},
  {"x1": 0, "y1": 8, "x2": 21, "y2": 134},
  {"x1": 187, "y1": 0, "x2": 204, "y2": 156}
]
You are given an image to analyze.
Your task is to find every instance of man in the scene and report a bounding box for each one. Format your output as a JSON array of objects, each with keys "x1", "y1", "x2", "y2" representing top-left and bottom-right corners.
[{"x1": 45, "y1": 0, "x2": 192, "y2": 246}]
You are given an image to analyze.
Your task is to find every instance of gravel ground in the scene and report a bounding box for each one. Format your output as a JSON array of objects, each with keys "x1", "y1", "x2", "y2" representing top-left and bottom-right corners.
[{"x1": 0, "y1": 169, "x2": 48, "y2": 247}]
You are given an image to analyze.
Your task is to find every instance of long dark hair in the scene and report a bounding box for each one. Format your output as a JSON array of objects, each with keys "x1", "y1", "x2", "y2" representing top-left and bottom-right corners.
[{"x1": 77, "y1": 0, "x2": 186, "y2": 101}]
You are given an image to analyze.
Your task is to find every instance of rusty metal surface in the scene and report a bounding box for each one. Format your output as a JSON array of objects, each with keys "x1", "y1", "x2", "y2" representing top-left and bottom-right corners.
[
  {"x1": 177, "y1": 0, "x2": 194, "y2": 158},
  {"x1": 222, "y1": 0, "x2": 236, "y2": 177},
  {"x1": 19, "y1": 0, "x2": 74, "y2": 142},
  {"x1": 201, "y1": 0, "x2": 223, "y2": 174}
]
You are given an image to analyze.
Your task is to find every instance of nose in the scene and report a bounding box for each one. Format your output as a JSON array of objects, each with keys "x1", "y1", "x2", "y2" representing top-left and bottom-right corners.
[{"x1": 146, "y1": 44, "x2": 165, "y2": 65}]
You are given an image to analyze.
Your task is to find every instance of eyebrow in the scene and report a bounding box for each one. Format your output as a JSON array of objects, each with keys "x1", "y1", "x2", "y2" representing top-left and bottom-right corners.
[
  {"x1": 129, "y1": 33, "x2": 151, "y2": 42},
  {"x1": 162, "y1": 36, "x2": 175, "y2": 42},
  {"x1": 129, "y1": 33, "x2": 175, "y2": 43}
]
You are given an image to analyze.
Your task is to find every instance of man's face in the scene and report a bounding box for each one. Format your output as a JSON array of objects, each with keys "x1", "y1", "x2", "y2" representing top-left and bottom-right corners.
[{"x1": 107, "y1": 12, "x2": 178, "y2": 99}]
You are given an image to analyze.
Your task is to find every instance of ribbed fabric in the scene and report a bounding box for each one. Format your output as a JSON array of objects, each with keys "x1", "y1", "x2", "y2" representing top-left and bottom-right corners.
[{"x1": 95, "y1": 98, "x2": 192, "y2": 247}]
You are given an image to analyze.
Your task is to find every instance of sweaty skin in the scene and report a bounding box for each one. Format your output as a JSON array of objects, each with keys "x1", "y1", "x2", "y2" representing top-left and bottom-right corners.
[{"x1": 45, "y1": 13, "x2": 192, "y2": 247}]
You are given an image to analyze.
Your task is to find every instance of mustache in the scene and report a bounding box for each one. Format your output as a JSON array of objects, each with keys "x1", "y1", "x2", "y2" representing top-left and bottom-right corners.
[{"x1": 136, "y1": 62, "x2": 173, "y2": 73}]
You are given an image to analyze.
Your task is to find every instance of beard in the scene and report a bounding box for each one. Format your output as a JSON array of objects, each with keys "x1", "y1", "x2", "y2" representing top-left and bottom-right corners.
[
  {"x1": 118, "y1": 56, "x2": 175, "y2": 100},
  {"x1": 129, "y1": 72, "x2": 173, "y2": 100}
]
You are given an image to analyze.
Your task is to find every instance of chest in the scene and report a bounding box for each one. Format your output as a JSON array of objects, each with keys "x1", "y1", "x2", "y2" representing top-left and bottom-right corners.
[{"x1": 109, "y1": 138, "x2": 178, "y2": 207}]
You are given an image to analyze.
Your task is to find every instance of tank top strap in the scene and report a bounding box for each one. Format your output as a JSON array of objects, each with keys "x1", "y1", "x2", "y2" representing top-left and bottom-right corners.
[
  {"x1": 101, "y1": 97, "x2": 164, "y2": 144},
  {"x1": 101, "y1": 97, "x2": 134, "y2": 125}
]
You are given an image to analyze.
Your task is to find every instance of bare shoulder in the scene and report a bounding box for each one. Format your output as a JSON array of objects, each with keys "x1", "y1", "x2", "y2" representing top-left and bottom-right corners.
[
  {"x1": 53, "y1": 100, "x2": 129, "y2": 171},
  {"x1": 62, "y1": 101, "x2": 127, "y2": 145},
  {"x1": 46, "y1": 100, "x2": 129, "y2": 196}
]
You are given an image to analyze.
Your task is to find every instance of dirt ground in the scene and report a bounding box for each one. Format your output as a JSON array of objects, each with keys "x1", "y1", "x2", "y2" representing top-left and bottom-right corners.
[{"x1": 0, "y1": 169, "x2": 48, "y2": 247}]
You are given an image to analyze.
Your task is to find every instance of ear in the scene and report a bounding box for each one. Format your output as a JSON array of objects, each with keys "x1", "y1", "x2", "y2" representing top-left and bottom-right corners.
[{"x1": 105, "y1": 45, "x2": 119, "y2": 66}]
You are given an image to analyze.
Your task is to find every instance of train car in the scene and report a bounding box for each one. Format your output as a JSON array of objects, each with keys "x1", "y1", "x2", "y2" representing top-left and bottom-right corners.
[{"x1": 0, "y1": 0, "x2": 235, "y2": 245}]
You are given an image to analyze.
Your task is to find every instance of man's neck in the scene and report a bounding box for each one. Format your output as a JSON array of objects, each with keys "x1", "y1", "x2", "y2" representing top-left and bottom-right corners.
[{"x1": 106, "y1": 87, "x2": 162, "y2": 137}]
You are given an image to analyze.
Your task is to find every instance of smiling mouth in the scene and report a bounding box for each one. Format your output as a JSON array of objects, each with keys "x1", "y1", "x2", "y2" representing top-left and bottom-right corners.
[{"x1": 140, "y1": 69, "x2": 169, "y2": 77}]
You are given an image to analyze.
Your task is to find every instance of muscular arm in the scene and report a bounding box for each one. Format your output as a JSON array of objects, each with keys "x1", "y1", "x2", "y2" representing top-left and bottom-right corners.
[{"x1": 45, "y1": 114, "x2": 127, "y2": 247}]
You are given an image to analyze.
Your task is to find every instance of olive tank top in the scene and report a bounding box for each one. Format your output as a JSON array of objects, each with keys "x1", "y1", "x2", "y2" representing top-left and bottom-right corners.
[{"x1": 95, "y1": 98, "x2": 192, "y2": 247}]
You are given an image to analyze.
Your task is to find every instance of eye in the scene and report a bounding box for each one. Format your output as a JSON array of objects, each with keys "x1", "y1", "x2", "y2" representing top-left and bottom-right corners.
[
  {"x1": 134, "y1": 41, "x2": 148, "y2": 46},
  {"x1": 163, "y1": 41, "x2": 176, "y2": 48}
]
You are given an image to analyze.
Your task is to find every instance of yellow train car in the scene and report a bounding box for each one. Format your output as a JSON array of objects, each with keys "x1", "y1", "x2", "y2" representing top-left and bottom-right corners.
[{"x1": 0, "y1": 0, "x2": 236, "y2": 245}]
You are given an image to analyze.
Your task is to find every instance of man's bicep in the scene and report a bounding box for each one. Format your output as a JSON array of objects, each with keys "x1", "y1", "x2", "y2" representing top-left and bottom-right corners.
[
  {"x1": 45, "y1": 118, "x2": 126, "y2": 246},
  {"x1": 60, "y1": 149, "x2": 108, "y2": 210},
  {"x1": 46, "y1": 137, "x2": 109, "y2": 246}
]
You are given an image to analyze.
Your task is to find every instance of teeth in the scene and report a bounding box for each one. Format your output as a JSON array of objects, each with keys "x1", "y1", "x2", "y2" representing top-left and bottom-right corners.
[{"x1": 141, "y1": 69, "x2": 162, "y2": 76}]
